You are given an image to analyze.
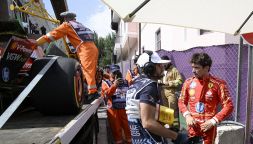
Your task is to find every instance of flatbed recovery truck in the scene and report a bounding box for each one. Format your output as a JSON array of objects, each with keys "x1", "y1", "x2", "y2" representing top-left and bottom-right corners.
[
  {"x1": 0, "y1": 41, "x2": 102, "y2": 143},
  {"x1": 0, "y1": 35, "x2": 102, "y2": 143},
  {"x1": 0, "y1": 1, "x2": 103, "y2": 143},
  {"x1": 0, "y1": 98, "x2": 102, "y2": 144}
]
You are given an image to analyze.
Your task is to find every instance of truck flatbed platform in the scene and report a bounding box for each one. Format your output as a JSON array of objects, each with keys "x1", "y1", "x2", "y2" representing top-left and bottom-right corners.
[{"x1": 0, "y1": 108, "x2": 75, "y2": 144}]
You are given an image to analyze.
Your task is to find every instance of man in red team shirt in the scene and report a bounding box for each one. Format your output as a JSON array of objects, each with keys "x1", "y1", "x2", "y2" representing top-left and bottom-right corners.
[{"x1": 178, "y1": 52, "x2": 234, "y2": 144}]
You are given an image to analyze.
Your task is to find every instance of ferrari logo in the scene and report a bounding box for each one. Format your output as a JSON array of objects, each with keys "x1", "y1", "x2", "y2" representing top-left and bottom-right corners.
[{"x1": 208, "y1": 83, "x2": 213, "y2": 89}]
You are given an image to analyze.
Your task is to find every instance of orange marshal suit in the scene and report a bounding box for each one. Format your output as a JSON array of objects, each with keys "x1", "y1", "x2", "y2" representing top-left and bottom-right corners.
[
  {"x1": 101, "y1": 80, "x2": 131, "y2": 144},
  {"x1": 42, "y1": 22, "x2": 98, "y2": 94}
]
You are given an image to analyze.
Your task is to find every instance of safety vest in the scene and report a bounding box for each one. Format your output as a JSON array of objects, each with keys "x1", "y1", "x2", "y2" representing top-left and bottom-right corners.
[
  {"x1": 126, "y1": 76, "x2": 156, "y2": 118},
  {"x1": 69, "y1": 21, "x2": 95, "y2": 42},
  {"x1": 104, "y1": 79, "x2": 129, "y2": 109},
  {"x1": 126, "y1": 76, "x2": 167, "y2": 144}
]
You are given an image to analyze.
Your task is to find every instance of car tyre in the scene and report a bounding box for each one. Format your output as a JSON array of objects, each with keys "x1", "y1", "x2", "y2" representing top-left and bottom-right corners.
[{"x1": 29, "y1": 57, "x2": 84, "y2": 115}]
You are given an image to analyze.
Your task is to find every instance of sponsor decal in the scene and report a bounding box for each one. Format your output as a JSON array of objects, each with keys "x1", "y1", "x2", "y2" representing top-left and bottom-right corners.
[
  {"x1": 195, "y1": 102, "x2": 205, "y2": 113},
  {"x1": 6, "y1": 52, "x2": 27, "y2": 62},
  {"x1": 189, "y1": 89, "x2": 195, "y2": 96},
  {"x1": 205, "y1": 90, "x2": 213, "y2": 100},
  {"x1": 16, "y1": 44, "x2": 33, "y2": 54},
  {"x1": 10, "y1": 42, "x2": 18, "y2": 50},
  {"x1": 129, "y1": 124, "x2": 141, "y2": 137},
  {"x1": 2, "y1": 67, "x2": 10, "y2": 82},
  {"x1": 190, "y1": 81, "x2": 197, "y2": 88},
  {"x1": 208, "y1": 83, "x2": 213, "y2": 89},
  {"x1": 21, "y1": 62, "x2": 32, "y2": 71}
]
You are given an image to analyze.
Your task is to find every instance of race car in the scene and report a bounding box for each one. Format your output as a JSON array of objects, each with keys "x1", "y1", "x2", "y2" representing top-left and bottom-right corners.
[{"x1": 0, "y1": 20, "x2": 102, "y2": 115}]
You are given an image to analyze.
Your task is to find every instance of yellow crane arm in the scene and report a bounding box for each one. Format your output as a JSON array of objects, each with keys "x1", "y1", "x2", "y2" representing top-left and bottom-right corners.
[
  {"x1": 10, "y1": 0, "x2": 60, "y2": 24},
  {"x1": 9, "y1": 0, "x2": 77, "y2": 59}
]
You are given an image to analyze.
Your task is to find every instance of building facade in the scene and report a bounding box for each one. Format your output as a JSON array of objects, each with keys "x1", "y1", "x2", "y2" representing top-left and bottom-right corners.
[{"x1": 111, "y1": 10, "x2": 244, "y2": 77}]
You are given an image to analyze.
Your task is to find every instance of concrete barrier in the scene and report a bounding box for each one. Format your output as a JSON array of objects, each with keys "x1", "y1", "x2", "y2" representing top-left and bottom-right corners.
[{"x1": 215, "y1": 121, "x2": 245, "y2": 144}]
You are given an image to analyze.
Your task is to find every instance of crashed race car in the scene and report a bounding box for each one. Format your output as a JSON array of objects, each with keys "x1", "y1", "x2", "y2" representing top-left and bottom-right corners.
[{"x1": 0, "y1": 20, "x2": 103, "y2": 115}]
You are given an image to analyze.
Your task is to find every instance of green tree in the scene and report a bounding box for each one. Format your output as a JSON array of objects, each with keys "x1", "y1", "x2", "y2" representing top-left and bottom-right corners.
[{"x1": 94, "y1": 32, "x2": 115, "y2": 67}]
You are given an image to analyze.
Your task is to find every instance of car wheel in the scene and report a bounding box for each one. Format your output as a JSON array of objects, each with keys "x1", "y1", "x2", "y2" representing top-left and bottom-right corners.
[{"x1": 29, "y1": 57, "x2": 84, "y2": 115}]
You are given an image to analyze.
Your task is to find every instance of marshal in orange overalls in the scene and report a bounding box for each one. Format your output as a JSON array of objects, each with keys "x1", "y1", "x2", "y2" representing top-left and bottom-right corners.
[
  {"x1": 101, "y1": 76, "x2": 131, "y2": 144},
  {"x1": 36, "y1": 21, "x2": 98, "y2": 94}
]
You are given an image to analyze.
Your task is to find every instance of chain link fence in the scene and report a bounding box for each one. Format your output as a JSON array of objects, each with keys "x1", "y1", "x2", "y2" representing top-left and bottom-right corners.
[
  {"x1": 120, "y1": 44, "x2": 251, "y2": 141},
  {"x1": 157, "y1": 44, "x2": 250, "y2": 128}
]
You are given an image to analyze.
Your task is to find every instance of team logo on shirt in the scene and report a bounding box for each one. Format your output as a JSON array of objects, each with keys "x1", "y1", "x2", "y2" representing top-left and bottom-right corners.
[
  {"x1": 208, "y1": 83, "x2": 213, "y2": 89},
  {"x1": 189, "y1": 89, "x2": 195, "y2": 96},
  {"x1": 190, "y1": 81, "x2": 197, "y2": 88},
  {"x1": 195, "y1": 102, "x2": 205, "y2": 113},
  {"x1": 205, "y1": 90, "x2": 213, "y2": 100}
]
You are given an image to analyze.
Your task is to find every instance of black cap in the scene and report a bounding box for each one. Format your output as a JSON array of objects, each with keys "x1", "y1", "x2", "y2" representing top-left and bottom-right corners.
[{"x1": 60, "y1": 11, "x2": 76, "y2": 18}]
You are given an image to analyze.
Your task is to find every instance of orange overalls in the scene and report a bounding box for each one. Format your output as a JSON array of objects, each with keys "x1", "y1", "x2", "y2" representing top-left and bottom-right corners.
[
  {"x1": 42, "y1": 21, "x2": 98, "y2": 94},
  {"x1": 101, "y1": 79, "x2": 131, "y2": 144},
  {"x1": 178, "y1": 75, "x2": 234, "y2": 144}
]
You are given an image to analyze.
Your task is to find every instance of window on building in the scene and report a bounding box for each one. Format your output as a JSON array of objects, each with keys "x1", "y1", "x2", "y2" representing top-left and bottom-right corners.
[{"x1": 155, "y1": 29, "x2": 161, "y2": 50}]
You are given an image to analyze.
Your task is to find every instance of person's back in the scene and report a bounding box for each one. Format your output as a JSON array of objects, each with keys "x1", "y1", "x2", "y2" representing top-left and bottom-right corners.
[{"x1": 36, "y1": 11, "x2": 99, "y2": 101}]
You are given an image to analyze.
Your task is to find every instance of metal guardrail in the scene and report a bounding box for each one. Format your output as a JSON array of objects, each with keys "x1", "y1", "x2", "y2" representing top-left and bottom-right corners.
[
  {"x1": 50, "y1": 97, "x2": 103, "y2": 144},
  {"x1": 0, "y1": 56, "x2": 58, "y2": 128}
]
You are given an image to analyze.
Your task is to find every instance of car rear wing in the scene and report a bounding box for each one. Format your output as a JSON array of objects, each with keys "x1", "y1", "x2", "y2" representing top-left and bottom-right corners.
[{"x1": 0, "y1": 36, "x2": 36, "y2": 84}]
